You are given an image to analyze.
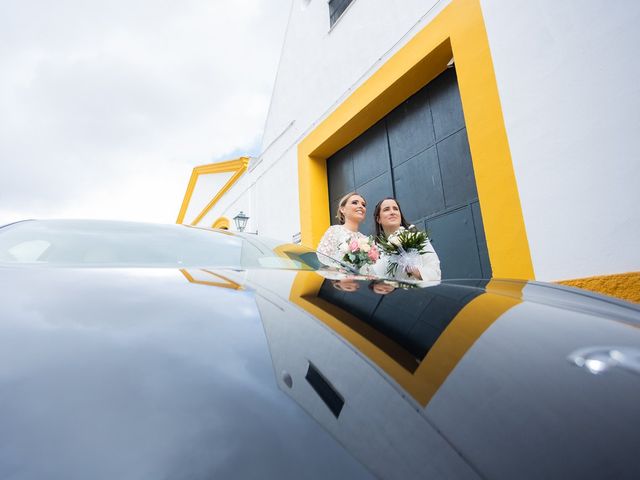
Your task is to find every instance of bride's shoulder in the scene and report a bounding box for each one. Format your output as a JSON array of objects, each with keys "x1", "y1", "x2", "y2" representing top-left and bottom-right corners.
[
  {"x1": 321, "y1": 224, "x2": 340, "y2": 234},
  {"x1": 322, "y1": 224, "x2": 345, "y2": 237},
  {"x1": 319, "y1": 224, "x2": 346, "y2": 243}
]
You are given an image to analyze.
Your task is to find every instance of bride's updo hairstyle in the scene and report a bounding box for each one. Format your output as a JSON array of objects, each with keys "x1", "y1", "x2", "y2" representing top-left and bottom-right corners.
[{"x1": 335, "y1": 191, "x2": 361, "y2": 224}]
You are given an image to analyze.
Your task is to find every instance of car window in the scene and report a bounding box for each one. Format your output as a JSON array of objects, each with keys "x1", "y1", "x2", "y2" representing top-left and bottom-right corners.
[
  {"x1": 0, "y1": 220, "x2": 333, "y2": 271},
  {"x1": 7, "y1": 239, "x2": 51, "y2": 261},
  {"x1": 232, "y1": 233, "x2": 352, "y2": 272}
]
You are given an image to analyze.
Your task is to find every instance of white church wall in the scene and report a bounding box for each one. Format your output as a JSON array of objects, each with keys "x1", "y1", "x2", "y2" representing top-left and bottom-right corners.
[{"x1": 480, "y1": 0, "x2": 640, "y2": 280}]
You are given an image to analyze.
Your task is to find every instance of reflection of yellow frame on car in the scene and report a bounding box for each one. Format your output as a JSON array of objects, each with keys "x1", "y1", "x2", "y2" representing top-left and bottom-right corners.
[
  {"x1": 269, "y1": 243, "x2": 326, "y2": 271},
  {"x1": 297, "y1": 0, "x2": 534, "y2": 280},
  {"x1": 180, "y1": 268, "x2": 243, "y2": 290},
  {"x1": 290, "y1": 272, "x2": 522, "y2": 407}
]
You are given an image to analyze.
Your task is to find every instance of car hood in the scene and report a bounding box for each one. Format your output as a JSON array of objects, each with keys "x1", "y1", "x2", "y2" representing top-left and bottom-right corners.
[
  {"x1": 0, "y1": 267, "x2": 373, "y2": 480},
  {"x1": 1, "y1": 266, "x2": 639, "y2": 479}
]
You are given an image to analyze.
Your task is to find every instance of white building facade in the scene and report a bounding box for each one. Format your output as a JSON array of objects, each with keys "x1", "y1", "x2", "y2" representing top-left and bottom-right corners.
[{"x1": 178, "y1": 0, "x2": 640, "y2": 291}]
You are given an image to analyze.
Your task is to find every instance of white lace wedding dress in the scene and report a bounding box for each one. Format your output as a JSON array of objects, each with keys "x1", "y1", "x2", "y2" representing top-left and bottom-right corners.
[
  {"x1": 317, "y1": 225, "x2": 367, "y2": 262},
  {"x1": 372, "y1": 236, "x2": 441, "y2": 282}
]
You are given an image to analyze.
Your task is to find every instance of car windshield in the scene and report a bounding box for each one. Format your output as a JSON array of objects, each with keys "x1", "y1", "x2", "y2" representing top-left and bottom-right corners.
[{"x1": 0, "y1": 220, "x2": 345, "y2": 271}]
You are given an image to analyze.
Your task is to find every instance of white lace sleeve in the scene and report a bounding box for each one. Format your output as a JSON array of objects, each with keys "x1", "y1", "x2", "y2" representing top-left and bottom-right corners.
[
  {"x1": 418, "y1": 239, "x2": 441, "y2": 281},
  {"x1": 317, "y1": 225, "x2": 344, "y2": 260}
]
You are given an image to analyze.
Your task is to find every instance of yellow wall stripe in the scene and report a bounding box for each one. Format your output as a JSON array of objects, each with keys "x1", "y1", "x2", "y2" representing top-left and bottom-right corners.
[{"x1": 557, "y1": 271, "x2": 640, "y2": 304}]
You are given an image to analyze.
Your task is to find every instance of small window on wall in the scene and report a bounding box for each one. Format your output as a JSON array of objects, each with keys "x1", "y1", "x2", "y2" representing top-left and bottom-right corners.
[{"x1": 329, "y1": 0, "x2": 353, "y2": 27}]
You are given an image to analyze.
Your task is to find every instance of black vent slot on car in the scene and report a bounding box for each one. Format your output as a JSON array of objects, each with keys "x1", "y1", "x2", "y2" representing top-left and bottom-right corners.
[{"x1": 305, "y1": 362, "x2": 344, "y2": 418}]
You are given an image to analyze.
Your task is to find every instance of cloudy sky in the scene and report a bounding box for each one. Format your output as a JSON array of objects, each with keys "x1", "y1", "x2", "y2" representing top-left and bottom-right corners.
[{"x1": 0, "y1": 0, "x2": 291, "y2": 225}]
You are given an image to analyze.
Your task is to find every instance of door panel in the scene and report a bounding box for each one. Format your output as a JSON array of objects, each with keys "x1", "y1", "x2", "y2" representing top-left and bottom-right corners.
[
  {"x1": 426, "y1": 206, "x2": 483, "y2": 279},
  {"x1": 325, "y1": 67, "x2": 492, "y2": 279},
  {"x1": 471, "y1": 201, "x2": 492, "y2": 278},
  {"x1": 327, "y1": 147, "x2": 355, "y2": 203},
  {"x1": 437, "y1": 128, "x2": 478, "y2": 208},
  {"x1": 352, "y1": 121, "x2": 391, "y2": 186},
  {"x1": 393, "y1": 146, "x2": 445, "y2": 223},
  {"x1": 386, "y1": 87, "x2": 435, "y2": 168},
  {"x1": 429, "y1": 68, "x2": 466, "y2": 141}
]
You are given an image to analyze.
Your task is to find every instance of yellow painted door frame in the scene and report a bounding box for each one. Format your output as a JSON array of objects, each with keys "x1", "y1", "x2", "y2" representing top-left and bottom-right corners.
[{"x1": 297, "y1": 0, "x2": 534, "y2": 279}]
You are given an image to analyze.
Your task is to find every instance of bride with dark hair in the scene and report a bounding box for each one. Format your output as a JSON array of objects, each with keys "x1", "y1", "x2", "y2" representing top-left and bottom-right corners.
[{"x1": 372, "y1": 197, "x2": 441, "y2": 281}]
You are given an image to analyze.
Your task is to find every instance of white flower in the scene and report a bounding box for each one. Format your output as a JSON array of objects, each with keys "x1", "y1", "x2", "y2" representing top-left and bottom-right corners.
[
  {"x1": 339, "y1": 242, "x2": 350, "y2": 254},
  {"x1": 389, "y1": 235, "x2": 401, "y2": 247},
  {"x1": 361, "y1": 243, "x2": 371, "y2": 253}
]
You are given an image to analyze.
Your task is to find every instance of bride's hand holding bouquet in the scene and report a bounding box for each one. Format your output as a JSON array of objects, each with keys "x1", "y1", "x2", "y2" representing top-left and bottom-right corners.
[{"x1": 377, "y1": 225, "x2": 430, "y2": 278}]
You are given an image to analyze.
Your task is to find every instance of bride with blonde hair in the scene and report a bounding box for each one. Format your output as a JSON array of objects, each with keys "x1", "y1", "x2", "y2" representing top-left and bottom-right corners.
[{"x1": 317, "y1": 191, "x2": 368, "y2": 260}]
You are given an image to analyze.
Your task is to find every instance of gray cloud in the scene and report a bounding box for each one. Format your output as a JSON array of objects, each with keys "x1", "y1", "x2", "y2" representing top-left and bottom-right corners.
[{"x1": 0, "y1": 0, "x2": 291, "y2": 223}]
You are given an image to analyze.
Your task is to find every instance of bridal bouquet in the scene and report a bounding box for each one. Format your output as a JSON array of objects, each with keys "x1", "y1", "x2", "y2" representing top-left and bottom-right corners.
[
  {"x1": 338, "y1": 236, "x2": 380, "y2": 272},
  {"x1": 377, "y1": 225, "x2": 430, "y2": 278}
]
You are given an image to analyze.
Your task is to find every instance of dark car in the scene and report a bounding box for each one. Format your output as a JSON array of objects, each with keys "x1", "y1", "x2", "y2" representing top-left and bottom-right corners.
[{"x1": 1, "y1": 219, "x2": 639, "y2": 479}]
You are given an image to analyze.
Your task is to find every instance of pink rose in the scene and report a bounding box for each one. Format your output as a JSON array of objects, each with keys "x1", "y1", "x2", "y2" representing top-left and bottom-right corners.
[
  {"x1": 349, "y1": 239, "x2": 359, "y2": 252},
  {"x1": 368, "y1": 245, "x2": 379, "y2": 262}
]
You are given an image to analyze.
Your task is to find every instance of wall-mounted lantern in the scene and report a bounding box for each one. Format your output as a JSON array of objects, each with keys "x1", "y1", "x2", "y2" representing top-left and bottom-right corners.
[{"x1": 233, "y1": 211, "x2": 249, "y2": 232}]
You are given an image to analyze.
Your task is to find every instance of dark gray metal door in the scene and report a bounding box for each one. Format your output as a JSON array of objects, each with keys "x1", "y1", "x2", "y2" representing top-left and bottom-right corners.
[{"x1": 327, "y1": 67, "x2": 491, "y2": 279}]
